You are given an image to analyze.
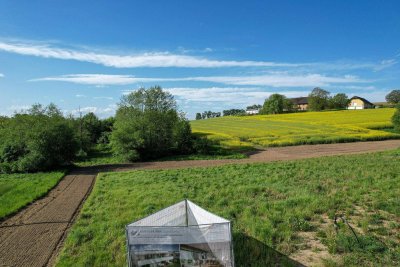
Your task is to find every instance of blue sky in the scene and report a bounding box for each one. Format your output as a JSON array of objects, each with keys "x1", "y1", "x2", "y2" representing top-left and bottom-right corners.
[{"x1": 0, "y1": 1, "x2": 399, "y2": 119}]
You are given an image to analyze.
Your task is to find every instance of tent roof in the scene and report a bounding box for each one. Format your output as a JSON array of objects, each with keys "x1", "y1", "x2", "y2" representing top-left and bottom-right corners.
[{"x1": 128, "y1": 199, "x2": 229, "y2": 227}]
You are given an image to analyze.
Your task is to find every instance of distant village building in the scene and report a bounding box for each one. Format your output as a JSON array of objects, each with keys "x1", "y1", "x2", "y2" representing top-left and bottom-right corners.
[
  {"x1": 290, "y1": 97, "x2": 309, "y2": 110},
  {"x1": 347, "y1": 96, "x2": 375, "y2": 110},
  {"x1": 246, "y1": 109, "x2": 260, "y2": 115}
]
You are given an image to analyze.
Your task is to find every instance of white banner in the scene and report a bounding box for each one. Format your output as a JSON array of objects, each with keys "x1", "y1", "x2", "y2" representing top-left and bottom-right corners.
[{"x1": 127, "y1": 224, "x2": 231, "y2": 245}]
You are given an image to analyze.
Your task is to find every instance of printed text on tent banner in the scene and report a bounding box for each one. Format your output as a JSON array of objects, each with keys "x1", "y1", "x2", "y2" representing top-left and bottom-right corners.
[{"x1": 127, "y1": 224, "x2": 231, "y2": 245}]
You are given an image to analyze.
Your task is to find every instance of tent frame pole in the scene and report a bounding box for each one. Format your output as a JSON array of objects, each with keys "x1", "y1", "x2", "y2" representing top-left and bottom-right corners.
[{"x1": 185, "y1": 198, "x2": 189, "y2": 226}]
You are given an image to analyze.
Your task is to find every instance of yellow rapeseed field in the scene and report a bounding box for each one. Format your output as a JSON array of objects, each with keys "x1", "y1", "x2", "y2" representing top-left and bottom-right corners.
[{"x1": 191, "y1": 108, "x2": 399, "y2": 148}]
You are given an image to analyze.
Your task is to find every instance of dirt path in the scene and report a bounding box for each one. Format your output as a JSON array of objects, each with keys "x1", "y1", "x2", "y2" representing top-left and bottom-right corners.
[
  {"x1": 109, "y1": 139, "x2": 400, "y2": 171},
  {"x1": 0, "y1": 139, "x2": 399, "y2": 266}
]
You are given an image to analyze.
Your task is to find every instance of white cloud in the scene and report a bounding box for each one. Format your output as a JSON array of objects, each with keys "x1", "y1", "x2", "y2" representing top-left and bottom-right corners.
[
  {"x1": 31, "y1": 73, "x2": 366, "y2": 87},
  {"x1": 93, "y1": 96, "x2": 114, "y2": 100},
  {"x1": 374, "y1": 59, "x2": 397, "y2": 71},
  {"x1": 155, "y1": 87, "x2": 310, "y2": 105},
  {"x1": 0, "y1": 41, "x2": 298, "y2": 68},
  {"x1": 0, "y1": 40, "x2": 395, "y2": 72},
  {"x1": 68, "y1": 104, "x2": 117, "y2": 117},
  {"x1": 31, "y1": 74, "x2": 160, "y2": 85},
  {"x1": 0, "y1": 73, "x2": 4, "y2": 77},
  {"x1": 75, "y1": 94, "x2": 86, "y2": 98},
  {"x1": 187, "y1": 74, "x2": 365, "y2": 87}
]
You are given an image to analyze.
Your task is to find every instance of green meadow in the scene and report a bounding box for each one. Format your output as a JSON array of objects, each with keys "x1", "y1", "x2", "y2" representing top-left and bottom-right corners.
[
  {"x1": 57, "y1": 150, "x2": 400, "y2": 266},
  {"x1": 0, "y1": 171, "x2": 65, "y2": 219}
]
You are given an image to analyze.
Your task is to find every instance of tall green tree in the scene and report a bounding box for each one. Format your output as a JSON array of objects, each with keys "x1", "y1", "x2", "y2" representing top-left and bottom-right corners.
[
  {"x1": 111, "y1": 86, "x2": 193, "y2": 161},
  {"x1": 261, "y1": 94, "x2": 293, "y2": 114},
  {"x1": 308, "y1": 87, "x2": 330, "y2": 111},
  {"x1": 386, "y1": 90, "x2": 400, "y2": 104},
  {"x1": 330, "y1": 93, "x2": 349, "y2": 109}
]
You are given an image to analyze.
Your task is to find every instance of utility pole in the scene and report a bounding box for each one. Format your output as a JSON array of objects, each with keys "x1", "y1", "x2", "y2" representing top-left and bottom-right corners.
[{"x1": 79, "y1": 106, "x2": 83, "y2": 150}]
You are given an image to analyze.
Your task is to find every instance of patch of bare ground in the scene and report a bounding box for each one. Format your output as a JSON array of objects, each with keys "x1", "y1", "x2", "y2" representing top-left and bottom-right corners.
[
  {"x1": 351, "y1": 205, "x2": 400, "y2": 244},
  {"x1": 290, "y1": 214, "x2": 341, "y2": 267},
  {"x1": 290, "y1": 206, "x2": 400, "y2": 267}
]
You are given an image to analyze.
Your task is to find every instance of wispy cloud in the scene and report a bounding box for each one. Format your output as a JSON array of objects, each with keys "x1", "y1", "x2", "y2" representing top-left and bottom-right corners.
[
  {"x1": 0, "y1": 40, "x2": 298, "y2": 68},
  {"x1": 75, "y1": 94, "x2": 86, "y2": 98},
  {"x1": 0, "y1": 73, "x2": 4, "y2": 77},
  {"x1": 31, "y1": 73, "x2": 367, "y2": 87},
  {"x1": 186, "y1": 74, "x2": 366, "y2": 87},
  {"x1": 0, "y1": 40, "x2": 396, "y2": 71},
  {"x1": 93, "y1": 96, "x2": 114, "y2": 100},
  {"x1": 373, "y1": 59, "x2": 398, "y2": 71},
  {"x1": 163, "y1": 87, "x2": 310, "y2": 104},
  {"x1": 30, "y1": 74, "x2": 158, "y2": 85},
  {"x1": 68, "y1": 104, "x2": 117, "y2": 117}
]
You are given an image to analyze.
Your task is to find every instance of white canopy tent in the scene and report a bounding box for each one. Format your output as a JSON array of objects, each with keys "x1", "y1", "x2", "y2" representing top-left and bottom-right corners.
[{"x1": 126, "y1": 199, "x2": 234, "y2": 267}]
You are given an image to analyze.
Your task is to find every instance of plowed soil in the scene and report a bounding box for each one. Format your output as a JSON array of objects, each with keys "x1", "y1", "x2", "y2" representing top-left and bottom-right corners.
[{"x1": 1, "y1": 139, "x2": 399, "y2": 266}]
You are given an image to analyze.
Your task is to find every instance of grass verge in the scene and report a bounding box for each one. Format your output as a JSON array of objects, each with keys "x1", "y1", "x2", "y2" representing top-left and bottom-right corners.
[{"x1": 0, "y1": 171, "x2": 65, "y2": 220}]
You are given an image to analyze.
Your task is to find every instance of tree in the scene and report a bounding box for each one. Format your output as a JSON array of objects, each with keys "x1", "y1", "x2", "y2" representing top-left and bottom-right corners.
[
  {"x1": 308, "y1": 87, "x2": 330, "y2": 111},
  {"x1": 246, "y1": 104, "x2": 262, "y2": 111},
  {"x1": 392, "y1": 104, "x2": 400, "y2": 131},
  {"x1": 386, "y1": 90, "x2": 400, "y2": 104},
  {"x1": 222, "y1": 109, "x2": 246, "y2": 116},
  {"x1": 81, "y1": 112, "x2": 102, "y2": 144},
  {"x1": 261, "y1": 94, "x2": 292, "y2": 114},
  {"x1": 111, "y1": 86, "x2": 193, "y2": 161},
  {"x1": 199, "y1": 111, "x2": 221, "y2": 119},
  {"x1": 330, "y1": 93, "x2": 349, "y2": 109}
]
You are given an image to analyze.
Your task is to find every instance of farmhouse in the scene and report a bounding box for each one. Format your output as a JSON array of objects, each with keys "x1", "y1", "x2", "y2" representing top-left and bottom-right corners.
[
  {"x1": 348, "y1": 96, "x2": 375, "y2": 110},
  {"x1": 290, "y1": 97, "x2": 309, "y2": 110}
]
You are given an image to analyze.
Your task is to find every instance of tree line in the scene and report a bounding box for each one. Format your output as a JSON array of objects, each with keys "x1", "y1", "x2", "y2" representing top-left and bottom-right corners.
[
  {"x1": 0, "y1": 104, "x2": 113, "y2": 173},
  {"x1": 0, "y1": 86, "x2": 212, "y2": 173},
  {"x1": 1, "y1": 86, "x2": 399, "y2": 173}
]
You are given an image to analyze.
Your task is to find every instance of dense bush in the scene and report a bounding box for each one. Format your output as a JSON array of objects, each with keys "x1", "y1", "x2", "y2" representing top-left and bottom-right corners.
[
  {"x1": 392, "y1": 104, "x2": 400, "y2": 131},
  {"x1": 111, "y1": 86, "x2": 194, "y2": 161},
  {"x1": 0, "y1": 104, "x2": 78, "y2": 173}
]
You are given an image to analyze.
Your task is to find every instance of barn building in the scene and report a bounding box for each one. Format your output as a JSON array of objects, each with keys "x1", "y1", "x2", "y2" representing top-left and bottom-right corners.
[
  {"x1": 290, "y1": 97, "x2": 309, "y2": 110},
  {"x1": 347, "y1": 96, "x2": 375, "y2": 110}
]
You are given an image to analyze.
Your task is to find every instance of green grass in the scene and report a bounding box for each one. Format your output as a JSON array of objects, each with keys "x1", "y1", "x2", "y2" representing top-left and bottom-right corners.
[
  {"x1": 74, "y1": 145, "x2": 124, "y2": 167},
  {"x1": 0, "y1": 171, "x2": 65, "y2": 219},
  {"x1": 75, "y1": 144, "x2": 248, "y2": 167},
  {"x1": 57, "y1": 150, "x2": 400, "y2": 266},
  {"x1": 191, "y1": 108, "x2": 400, "y2": 148}
]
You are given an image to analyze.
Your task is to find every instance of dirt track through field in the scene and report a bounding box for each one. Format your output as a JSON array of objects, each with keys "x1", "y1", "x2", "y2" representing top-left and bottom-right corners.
[{"x1": 1, "y1": 139, "x2": 400, "y2": 266}]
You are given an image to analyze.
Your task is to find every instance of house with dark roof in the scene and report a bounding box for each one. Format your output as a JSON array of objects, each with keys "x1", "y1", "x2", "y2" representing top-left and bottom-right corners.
[
  {"x1": 290, "y1": 97, "x2": 309, "y2": 110},
  {"x1": 347, "y1": 96, "x2": 375, "y2": 110}
]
